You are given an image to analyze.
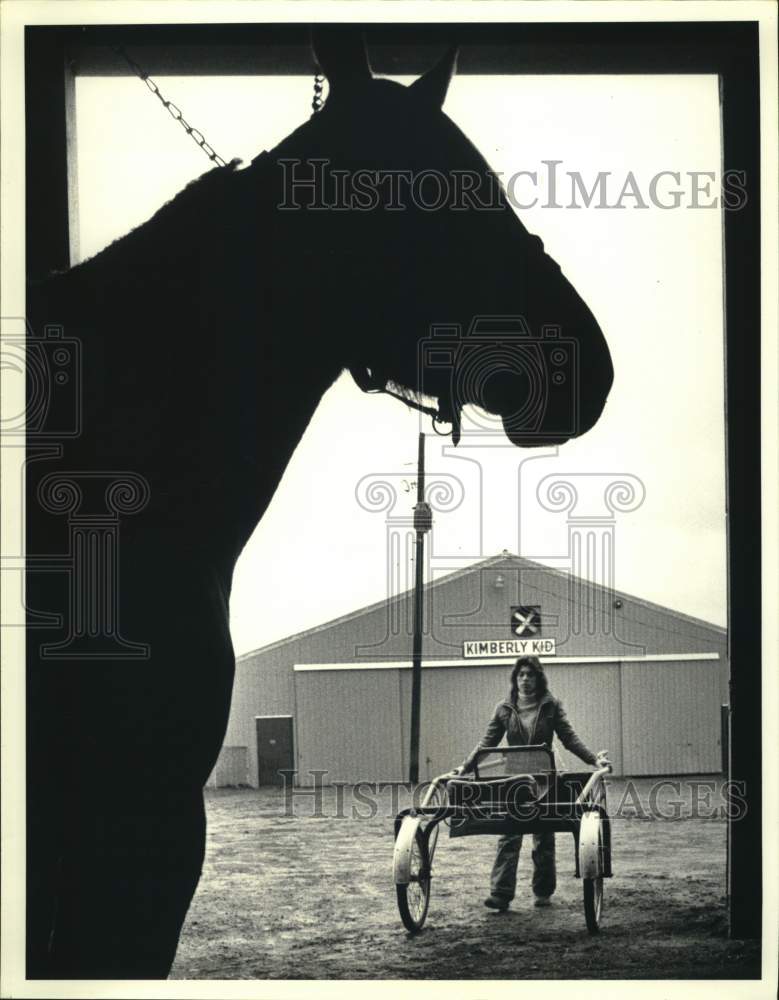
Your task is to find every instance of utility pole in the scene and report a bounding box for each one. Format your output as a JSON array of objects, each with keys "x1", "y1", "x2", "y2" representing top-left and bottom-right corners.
[{"x1": 409, "y1": 433, "x2": 432, "y2": 784}]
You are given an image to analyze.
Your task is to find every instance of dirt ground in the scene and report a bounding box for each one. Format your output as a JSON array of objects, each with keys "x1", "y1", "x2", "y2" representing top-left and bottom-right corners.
[{"x1": 170, "y1": 777, "x2": 760, "y2": 980}]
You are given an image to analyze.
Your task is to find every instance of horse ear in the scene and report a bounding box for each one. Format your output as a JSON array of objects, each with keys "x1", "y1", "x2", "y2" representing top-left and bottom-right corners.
[
  {"x1": 409, "y1": 45, "x2": 458, "y2": 108},
  {"x1": 310, "y1": 25, "x2": 373, "y2": 93}
]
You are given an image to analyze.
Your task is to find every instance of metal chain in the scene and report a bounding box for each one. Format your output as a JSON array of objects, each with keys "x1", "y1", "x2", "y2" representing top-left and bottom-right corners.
[
  {"x1": 311, "y1": 73, "x2": 325, "y2": 115},
  {"x1": 113, "y1": 46, "x2": 228, "y2": 167},
  {"x1": 115, "y1": 46, "x2": 325, "y2": 164}
]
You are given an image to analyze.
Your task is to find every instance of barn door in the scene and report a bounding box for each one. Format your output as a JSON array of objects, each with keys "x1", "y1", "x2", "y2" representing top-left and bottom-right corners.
[
  {"x1": 255, "y1": 716, "x2": 294, "y2": 786},
  {"x1": 620, "y1": 660, "x2": 721, "y2": 775}
]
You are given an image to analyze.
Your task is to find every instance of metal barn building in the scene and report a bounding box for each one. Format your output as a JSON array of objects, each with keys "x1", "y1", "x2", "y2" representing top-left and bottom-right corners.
[{"x1": 209, "y1": 553, "x2": 728, "y2": 786}]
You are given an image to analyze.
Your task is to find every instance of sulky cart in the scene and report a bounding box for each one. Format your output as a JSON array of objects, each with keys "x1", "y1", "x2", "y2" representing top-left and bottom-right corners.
[{"x1": 393, "y1": 744, "x2": 612, "y2": 934}]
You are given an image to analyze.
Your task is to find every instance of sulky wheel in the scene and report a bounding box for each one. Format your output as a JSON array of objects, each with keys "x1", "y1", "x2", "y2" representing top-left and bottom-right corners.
[
  {"x1": 579, "y1": 810, "x2": 605, "y2": 934},
  {"x1": 424, "y1": 783, "x2": 447, "y2": 861},
  {"x1": 395, "y1": 825, "x2": 431, "y2": 933},
  {"x1": 583, "y1": 873, "x2": 604, "y2": 933}
]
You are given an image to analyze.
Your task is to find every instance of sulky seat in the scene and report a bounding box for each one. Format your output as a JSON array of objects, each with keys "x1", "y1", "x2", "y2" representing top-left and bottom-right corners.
[{"x1": 446, "y1": 744, "x2": 556, "y2": 837}]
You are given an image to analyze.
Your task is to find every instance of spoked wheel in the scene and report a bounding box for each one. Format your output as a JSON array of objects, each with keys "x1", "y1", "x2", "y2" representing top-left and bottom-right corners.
[
  {"x1": 583, "y1": 875, "x2": 603, "y2": 933},
  {"x1": 396, "y1": 827, "x2": 431, "y2": 934}
]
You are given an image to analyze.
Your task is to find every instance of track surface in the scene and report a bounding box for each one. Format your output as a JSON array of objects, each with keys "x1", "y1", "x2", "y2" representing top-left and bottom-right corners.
[{"x1": 170, "y1": 777, "x2": 760, "y2": 980}]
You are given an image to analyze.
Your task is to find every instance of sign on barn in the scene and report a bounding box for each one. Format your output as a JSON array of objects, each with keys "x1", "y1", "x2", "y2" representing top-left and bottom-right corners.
[{"x1": 463, "y1": 638, "x2": 556, "y2": 658}]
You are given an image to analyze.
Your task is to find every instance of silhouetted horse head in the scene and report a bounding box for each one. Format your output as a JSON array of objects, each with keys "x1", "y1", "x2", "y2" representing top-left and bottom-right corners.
[
  {"x1": 25, "y1": 29, "x2": 614, "y2": 981},
  {"x1": 263, "y1": 27, "x2": 613, "y2": 447}
]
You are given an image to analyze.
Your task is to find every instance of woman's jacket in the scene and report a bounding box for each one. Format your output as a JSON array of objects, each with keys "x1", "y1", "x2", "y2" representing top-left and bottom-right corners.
[{"x1": 461, "y1": 691, "x2": 597, "y2": 772}]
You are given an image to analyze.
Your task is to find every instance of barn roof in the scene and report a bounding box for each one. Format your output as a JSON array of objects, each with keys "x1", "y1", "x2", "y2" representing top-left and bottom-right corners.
[{"x1": 236, "y1": 550, "x2": 725, "y2": 662}]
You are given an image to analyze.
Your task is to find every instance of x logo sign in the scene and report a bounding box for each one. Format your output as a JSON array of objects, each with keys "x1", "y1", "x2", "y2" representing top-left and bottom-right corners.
[{"x1": 511, "y1": 606, "x2": 540, "y2": 637}]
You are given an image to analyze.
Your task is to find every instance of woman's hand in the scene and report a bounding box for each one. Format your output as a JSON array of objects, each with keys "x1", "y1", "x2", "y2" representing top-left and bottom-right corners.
[{"x1": 595, "y1": 750, "x2": 612, "y2": 770}]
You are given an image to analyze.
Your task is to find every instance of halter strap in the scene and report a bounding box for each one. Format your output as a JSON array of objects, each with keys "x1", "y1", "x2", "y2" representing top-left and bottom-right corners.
[{"x1": 348, "y1": 366, "x2": 460, "y2": 442}]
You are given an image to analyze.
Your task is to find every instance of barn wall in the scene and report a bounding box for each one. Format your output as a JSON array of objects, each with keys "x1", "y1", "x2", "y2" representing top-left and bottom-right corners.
[
  {"x1": 397, "y1": 662, "x2": 621, "y2": 777},
  {"x1": 207, "y1": 648, "x2": 296, "y2": 787},
  {"x1": 426, "y1": 565, "x2": 726, "y2": 661},
  {"x1": 280, "y1": 561, "x2": 727, "y2": 696},
  {"x1": 301, "y1": 656, "x2": 718, "y2": 782},
  {"x1": 621, "y1": 659, "x2": 722, "y2": 775},
  {"x1": 214, "y1": 653, "x2": 724, "y2": 786},
  {"x1": 541, "y1": 663, "x2": 623, "y2": 774},
  {"x1": 400, "y1": 664, "x2": 510, "y2": 782},
  {"x1": 230, "y1": 560, "x2": 727, "y2": 676},
  {"x1": 211, "y1": 556, "x2": 728, "y2": 787},
  {"x1": 295, "y1": 668, "x2": 403, "y2": 784},
  {"x1": 356, "y1": 660, "x2": 624, "y2": 780},
  {"x1": 205, "y1": 746, "x2": 249, "y2": 788}
]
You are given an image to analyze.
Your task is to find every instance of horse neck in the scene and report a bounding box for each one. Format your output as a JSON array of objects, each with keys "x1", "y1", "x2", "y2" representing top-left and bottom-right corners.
[
  {"x1": 33, "y1": 160, "x2": 345, "y2": 567},
  {"x1": 49, "y1": 154, "x2": 342, "y2": 400}
]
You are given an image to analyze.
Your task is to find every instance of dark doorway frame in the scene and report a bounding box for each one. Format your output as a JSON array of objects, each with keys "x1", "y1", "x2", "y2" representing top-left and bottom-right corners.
[
  {"x1": 24, "y1": 20, "x2": 762, "y2": 942},
  {"x1": 255, "y1": 715, "x2": 295, "y2": 787}
]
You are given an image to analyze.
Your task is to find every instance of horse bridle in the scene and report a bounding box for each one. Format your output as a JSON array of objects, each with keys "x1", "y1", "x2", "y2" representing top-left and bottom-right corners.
[{"x1": 348, "y1": 366, "x2": 461, "y2": 444}]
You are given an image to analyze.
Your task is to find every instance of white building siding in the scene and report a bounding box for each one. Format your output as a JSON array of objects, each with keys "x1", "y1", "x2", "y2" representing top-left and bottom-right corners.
[
  {"x1": 295, "y1": 668, "x2": 403, "y2": 784},
  {"x1": 542, "y1": 662, "x2": 623, "y2": 774},
  {"x1": 621, "y1": 659, "x2": 722, "y2": 775}
]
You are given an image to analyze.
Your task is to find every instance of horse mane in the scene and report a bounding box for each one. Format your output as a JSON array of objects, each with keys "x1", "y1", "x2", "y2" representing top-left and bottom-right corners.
[{"x1": 34, "y1": 157, "x2": 246, "y2": 300}]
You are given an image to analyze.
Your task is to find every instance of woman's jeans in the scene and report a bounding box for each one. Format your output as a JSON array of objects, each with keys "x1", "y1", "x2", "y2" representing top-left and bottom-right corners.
[{"x1": 491, "y1": 832, "x2": 556, "y2": 901}]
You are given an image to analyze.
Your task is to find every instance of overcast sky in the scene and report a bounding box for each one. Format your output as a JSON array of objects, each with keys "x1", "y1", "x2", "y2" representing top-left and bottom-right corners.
[{"x1": 76, "y1": 71, "x2": 727, "y2": 655}]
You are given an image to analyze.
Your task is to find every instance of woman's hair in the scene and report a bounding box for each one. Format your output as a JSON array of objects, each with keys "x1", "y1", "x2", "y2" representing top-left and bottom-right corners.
[{"x1": 509, "y1": 655, "x2": 549, "y2": 705}]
